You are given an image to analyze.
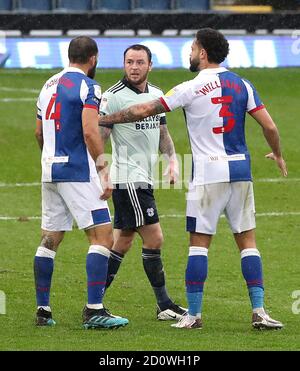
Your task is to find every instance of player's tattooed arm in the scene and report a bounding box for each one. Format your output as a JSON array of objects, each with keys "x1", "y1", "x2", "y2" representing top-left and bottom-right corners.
[
  {"x1": 99, "y1": 125, "x2": 112, "y2": 144},
  {"x1": 99, "y1": 99, "x2": 166, "y2": 125},
  {"x1": 159, "y1": 125, "x2": 176, "y2": 158}
]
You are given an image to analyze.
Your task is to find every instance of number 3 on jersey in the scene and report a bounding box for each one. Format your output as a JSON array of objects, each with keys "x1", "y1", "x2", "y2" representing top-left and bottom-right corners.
[
  {"x1": 211, "y1": 96, "x2": 235, "y2": 134},
  {"x1": 46, "y1": 93, "x2": 61, "y2": 131}
]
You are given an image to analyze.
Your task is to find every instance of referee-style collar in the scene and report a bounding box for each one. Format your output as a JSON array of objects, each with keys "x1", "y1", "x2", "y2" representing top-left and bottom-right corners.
[
  {"x1": 197, "y1": 67, "x2": 228, "y2": 76},
  {"x1": 121, "y1": 77, "x2": 149, "y2": 94},
  {"x1": 64, "y1": 66, "x2": 86, "y2": 75}
]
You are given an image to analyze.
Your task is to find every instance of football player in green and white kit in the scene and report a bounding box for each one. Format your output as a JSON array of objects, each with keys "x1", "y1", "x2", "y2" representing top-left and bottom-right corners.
[{"x1": 99, "y1": 44, "x2": 186, "y2": 321}]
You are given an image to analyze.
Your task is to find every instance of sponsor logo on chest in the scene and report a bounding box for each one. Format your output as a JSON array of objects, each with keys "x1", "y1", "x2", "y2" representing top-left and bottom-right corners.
[{"x1": 135, "y1": 115, "x2": 160, "y2": 130}]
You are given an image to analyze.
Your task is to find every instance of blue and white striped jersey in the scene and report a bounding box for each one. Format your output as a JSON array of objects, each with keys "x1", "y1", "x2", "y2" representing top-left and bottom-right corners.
[
  {"x1": 37, "y1": 67, "x2": 101, "y2": 182},
  {"x1": 160, "y1": 67, "x2": 264, "y2": 185}
]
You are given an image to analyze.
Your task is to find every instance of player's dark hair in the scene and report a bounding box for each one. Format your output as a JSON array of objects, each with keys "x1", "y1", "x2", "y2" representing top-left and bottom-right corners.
[
  {"x1": 68, "y1": 36, "x2": 98, "y2": 64},
  {"x1": 195, "y1": 28, "x2": 229, "y2": 64},
  {"x1": 123, "y1": 44, "x2": 152, "y2": 63}
]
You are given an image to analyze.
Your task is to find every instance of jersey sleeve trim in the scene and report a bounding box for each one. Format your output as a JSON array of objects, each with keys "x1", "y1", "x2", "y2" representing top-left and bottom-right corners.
[
  {"x1": 159, "y1": 97, "x2": 171, "y2": 112},
  {"x1": 248, "y1": 104, "x2": 265, "y2": 114},
  {"x1": 83, "y1": 104, "x2": 98, "y2": 111},
  {"x1": 160, "y1": 116, "x2": 167, "y2": 125},
  {"x1": 99, "y1": 123, "x2": 114, "y2": 129},
  {"x1": 37, "y1": 114, "x2": 42, "y2": 120}
]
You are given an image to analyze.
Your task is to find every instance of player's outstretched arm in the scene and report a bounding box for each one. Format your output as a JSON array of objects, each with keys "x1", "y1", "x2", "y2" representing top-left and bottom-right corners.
[
  {"x1": 250, "y1": 108, "x2": 287, "y2": 177},
  {"x1": 98, "y1": 99, "x2": 166, "y2": 126}
]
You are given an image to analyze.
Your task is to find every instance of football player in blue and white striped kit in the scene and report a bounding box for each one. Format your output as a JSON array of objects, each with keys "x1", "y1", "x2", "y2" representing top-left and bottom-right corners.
[
  {"x1": 99, "y1": 29, "x2": 287, "y2": 330},
  {"x1": 34, "y1": 36, "x2": 128, "y2": 329}
]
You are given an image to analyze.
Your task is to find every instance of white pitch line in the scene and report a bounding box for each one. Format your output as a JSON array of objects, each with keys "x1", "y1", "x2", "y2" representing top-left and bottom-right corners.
[
  {"x1": 155, "y1": 178, "x2": 300, "y2": 185},
  {"x1": 255, "y1": 211, "x2": 300, "y2": 217},
  {"x1": 1, "y1": 211, "x2": 300, "y2": 221},
  {"x1": 160, "y1": 212, "x2": 300, "y2": 218},
  {"x1": 0, "y1": 216, "x2": 41, "y2": 220},
  {"x1": 0, "y1": 178, "x2": 300, "y2": 188},
  {"x1": 0, "y1": 98, "x2": 36, "y2": 102},
  {"x1": 255, "y1": 178, "x2": 300, "y2": 183},
  {"x1": 0, "y1": 86, "x2": 39, "y2": 94},
  {"x1": 0, "y1": 182, "x2": 41, "y2": 188}
]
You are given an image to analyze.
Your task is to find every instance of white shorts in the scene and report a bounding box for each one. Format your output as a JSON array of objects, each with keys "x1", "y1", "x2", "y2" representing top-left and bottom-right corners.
[
  {"x1": 186, "y1": 181, "x2": 256, "y2": 234},
  {"x1": 41, "y1": 176, "x2": 111, "y2": 231}
]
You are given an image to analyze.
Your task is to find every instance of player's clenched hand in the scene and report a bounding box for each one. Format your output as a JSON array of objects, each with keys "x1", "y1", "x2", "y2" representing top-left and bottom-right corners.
[
  {"x1": 163, "y1": 158, "x2": 179, "y2": 184},
  {"x1": 265, "y1": 152, "x2": 288, "y2": 177}
]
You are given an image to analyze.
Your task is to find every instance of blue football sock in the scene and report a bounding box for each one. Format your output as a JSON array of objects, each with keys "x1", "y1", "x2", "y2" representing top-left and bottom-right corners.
[
  {"x1": 248, "y1": 287, "x2": 264, "y2": 309},
  {"x1": 186, "y1": 292, "x2": 203, "y2": 316},
  {"x1": 185, "y1": 246, "x2": 208, "y2": 316},
  {"x1": 241, "y1": 248, "x2": 264, "y2": 310},
  {"x1": 86, "y1": 245, "x2": 110, "y2": 305},
  {"x1": 34, "y1": 247, "x2": 56, "y2": 307}
]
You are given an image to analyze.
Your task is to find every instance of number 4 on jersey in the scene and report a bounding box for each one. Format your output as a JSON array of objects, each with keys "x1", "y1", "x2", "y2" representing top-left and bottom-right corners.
[
  {"x1": 46, "y1": 93, "x2": 61, "y2": 131},
  {"x1": 211, "y1": 95, "x2": 235, "y2": 134}
]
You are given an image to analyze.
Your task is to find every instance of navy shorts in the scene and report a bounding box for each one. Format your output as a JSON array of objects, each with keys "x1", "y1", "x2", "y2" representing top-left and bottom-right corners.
[{"x1": 112, "y1": 182, "x2": 159, "y2": 230}]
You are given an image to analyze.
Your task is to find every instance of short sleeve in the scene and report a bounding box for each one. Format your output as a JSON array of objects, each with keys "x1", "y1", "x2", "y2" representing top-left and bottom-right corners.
[
  {"x1": 83, "y1": 81, "x2": 101, "y2": 112},
  {"x1": 159, "y1": 81, "x2": 192, "y2": 111},
  {"x1": 149, "y1": 86, "x2": 167, "y2": 125},
  {"x1": 160, "y1": 115, "x2": 167, "y2": 126},
  {"x1": 99, "y1": 91, "x2": 118, "y2": 116},
  {"x1": 99, "y1": 91, "x2": 118, "y2": 129},
  {"x1": 242, "y1": 79, "x2": 265, "y2": 114}
]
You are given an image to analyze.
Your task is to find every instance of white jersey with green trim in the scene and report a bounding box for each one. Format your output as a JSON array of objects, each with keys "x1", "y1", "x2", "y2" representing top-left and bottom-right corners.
[{"x1": 100, "y1": 78, "x2": 166, "y2": 185}]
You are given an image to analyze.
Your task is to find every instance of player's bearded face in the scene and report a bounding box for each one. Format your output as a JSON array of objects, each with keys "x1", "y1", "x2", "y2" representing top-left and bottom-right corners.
[
  {"x1": 126, "y1": 67, "x2": 149, "y2": 85},
  {"x1": 124, "y1": 50, "x2": 151, "y2": 86},
  {"x1": 87, "y1": 57, "x2": 97, "y2": 79},
  {"x1": 189, "y1": 55, "x2": 201, "y2": 72},
  {"x1": 189, "y1": 40, "x2": 201, "y2": 72}
]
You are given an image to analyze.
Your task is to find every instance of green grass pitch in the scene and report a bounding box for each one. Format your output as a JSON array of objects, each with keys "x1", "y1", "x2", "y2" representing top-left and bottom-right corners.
[{"x1": 0, "y1": 68, "x2": 299, "y2": 351}]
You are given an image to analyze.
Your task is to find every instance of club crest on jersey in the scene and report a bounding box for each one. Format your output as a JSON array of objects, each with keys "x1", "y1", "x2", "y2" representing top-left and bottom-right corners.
[
  {"x1": 94, "y1": 85, "x2": 102, "y2": 99},
  {"x1": 100, "y1": 97, "x2": 108, "y2": 110},
  {"x1": 147, "y1": 208, "x2": 155, "y2": 217}
]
